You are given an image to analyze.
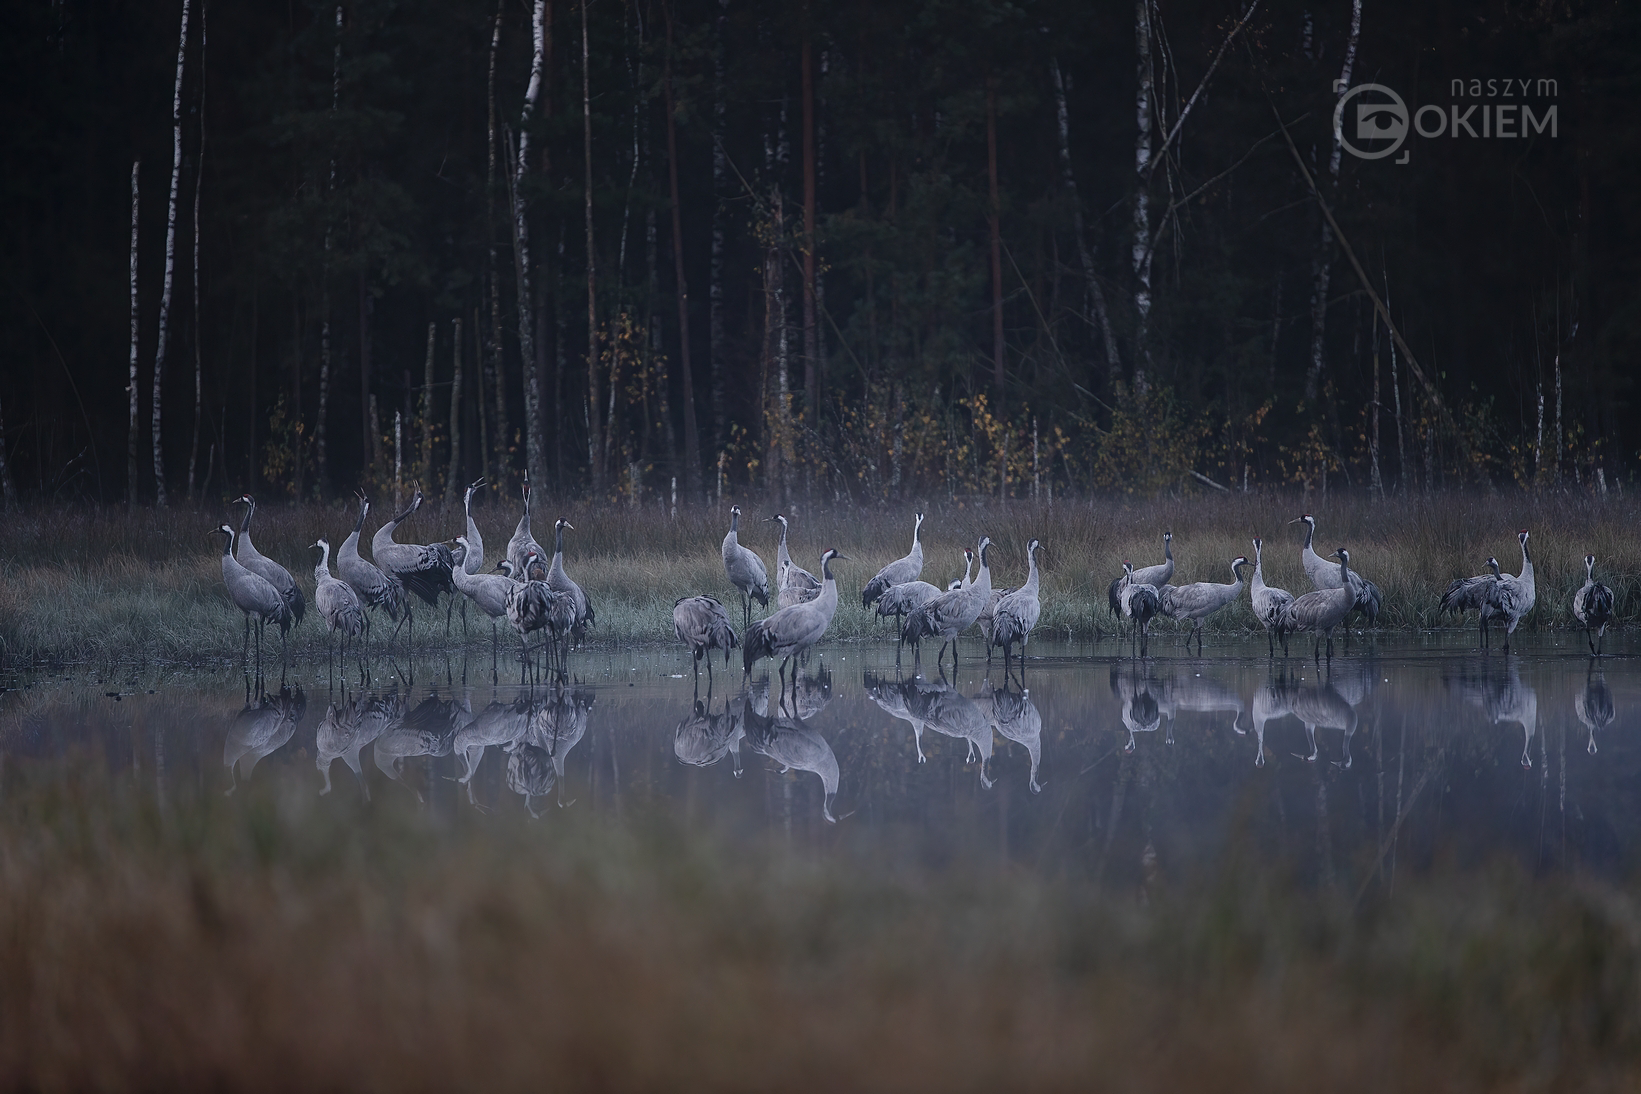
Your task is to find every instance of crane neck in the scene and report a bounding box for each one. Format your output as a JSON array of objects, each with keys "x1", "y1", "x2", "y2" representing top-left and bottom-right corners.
[{"x1": 238, "y1": 499, "x2": 255, "y2": 535}]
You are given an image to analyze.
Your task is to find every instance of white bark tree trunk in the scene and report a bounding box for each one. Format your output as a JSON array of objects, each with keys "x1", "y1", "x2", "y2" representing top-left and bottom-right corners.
[
  {"x1": 128, "y1": 159, "x2": 141, "y2": 504},
  {"x1": 1130, "y1": 0, "x2": 1154, "y2": 395},
  {"x1": 187, "y1": 0, "x2": 208, "y2": 502},
  {"x1": 1304, "y1": 0, "x2": 1363, "y2": 403},
  {"x1": 582, "y1": 0, "x2": 602, "y2": 492},
  {"x1": 152, "y1": 0, "x2": 192, "y2": 507},
  {"x1": 513, "y1": 0, "x2": 547, "y2": 493},
  {"x1": 709, "y1": 0, "x2": 728, "y2": 455}
]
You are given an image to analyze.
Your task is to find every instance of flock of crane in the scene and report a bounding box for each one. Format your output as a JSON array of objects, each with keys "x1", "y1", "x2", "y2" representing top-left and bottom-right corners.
[{"x1": 210, "y1": 485, "x2": 1621, "y2": 685}]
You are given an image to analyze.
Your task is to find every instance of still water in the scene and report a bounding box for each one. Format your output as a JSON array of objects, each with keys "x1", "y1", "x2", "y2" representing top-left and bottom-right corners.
[{"x1": 3, "y1": 634, "x2": 1639, "y2": 895}]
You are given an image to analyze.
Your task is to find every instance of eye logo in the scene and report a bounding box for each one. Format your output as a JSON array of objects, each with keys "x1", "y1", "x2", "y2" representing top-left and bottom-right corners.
[{"x1": 1335, "y1": 83, "x2": 1409, "y2": 160}]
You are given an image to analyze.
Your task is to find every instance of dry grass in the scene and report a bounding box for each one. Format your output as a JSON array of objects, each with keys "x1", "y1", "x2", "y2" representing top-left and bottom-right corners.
[
  {"x1": 1, "y1": 749, "x2": 1639, "y2": 1090},
  {"x1": 1, "y1": 488, "x2": 1636, "y2": 665}
]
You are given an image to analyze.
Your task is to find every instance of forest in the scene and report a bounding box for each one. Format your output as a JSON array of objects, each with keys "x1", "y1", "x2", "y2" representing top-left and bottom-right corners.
[{"x1": 1, "y1": 0, "x2": 1635, "y2": 508}]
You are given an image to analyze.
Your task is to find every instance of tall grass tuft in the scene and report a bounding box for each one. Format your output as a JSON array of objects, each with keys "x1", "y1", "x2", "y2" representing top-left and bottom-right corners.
[{"x1": 1, "y1": 490, "x2": 1635, "y2": 664}]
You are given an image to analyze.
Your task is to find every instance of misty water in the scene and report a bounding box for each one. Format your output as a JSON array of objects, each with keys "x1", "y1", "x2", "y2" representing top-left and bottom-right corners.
[{"x1": 3, "y1": 633, "x2": 1639, "y2": 892}]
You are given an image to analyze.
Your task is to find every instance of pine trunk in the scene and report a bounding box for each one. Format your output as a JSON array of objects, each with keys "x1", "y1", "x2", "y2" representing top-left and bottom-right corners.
[
  {"x1": 664, "y1": 2, "x2": 702, "y2": 495},
  {"x1": 486, "y1": 4, "x2": 506, "y2": 485},
  {"x1": 986, "y1": 77, "x2": 1004, "y2": 402},
  {"x1": 708, "y1": 0, "x2": 728, "y2": 454},
  {"x1": 1130, "y1": 0, "x2": 1153, "y2": 394},
  {"x1": 128, "y1": 159, "x2": 141, "y2": 505},
  {"x1": 514, "y1": 0, "x2": 548, "y2": 493},
  {"x1": 1304, "y1": 0, "x2": 1364, "y2": 404},
  {"x1": 801, "y1": 31, "x2": 819, "y2": 421},
  {"x1": 187, "y1": 0, "x2": 208, "y2": 503},
  {"x1": 446, "y1": 316, "x2": 463, "y2": 505},
  {"x1": 152, "y1": 0, "x2": 192, "y2": 507},
  {"x1": 1052, "y1": 57, "x2": 1120, "y2": 386},
  {"x1": 582, "y1": 0, "x2": 602, "y2": 492},
  {"x1": 0, "y1": 390, "x2": 12, "y2": 506},
  {"x1": 420, "y1": 321, "x2": 435, "y2": 486},
  {"x1": 360, "y1": 273, "x2": 375, "y2": 473}
]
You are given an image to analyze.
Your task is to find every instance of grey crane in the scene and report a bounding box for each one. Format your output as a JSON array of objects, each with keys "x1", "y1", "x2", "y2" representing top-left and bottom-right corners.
[
  {"x1": 1117, "y1": 561, "x2": 1161, "y2": 658},
  {"x1": 1277, "y1": 547, "x2": 1356, "y2": 662},
  {"x1": 1108, "y1": 531, "x2": 1173, "y2": 632},
  {"x1": 768, "y1": 513, "x2": 822, "y2": 608},
  {"x1": 1576, "y1": 673, "x2": 1614, "y2": 755},
  {"x1": 545, "y1": 518, "x2": 594, "y2": 652},
  {"x1": 371, "y1": 484, "x2": 455, "y2": 642},
  {"x1": 991, "y1": 539, "x2": 1043, "y2": 677},
  {"x1": 223, "y1": 686, "x2": 304, "y2": 794},
  {"x1": 903, "y1": 536, "x2": 993, "y2": 673},
  {"x1": 1249, "y1": 537, "x2": 1293, "y2": 657},
  {"x1": 505, "y1": 550, "x2": 567, "y2": 684},
  {"x1": 1573, "y1": 553, "x2": 1615, "y2": 656},
  {"x1": 373, "y1": 694, "x2": 467, "y2": 802},
  {"x1": 742, "y1": 703, "x2": 846, "y2": 822},
  {"x1": 231, "y1": 495, "x2": 305, "y2": 626},
  {"x1": 949, "y1": 546, "x2": 975, "y2": 590},
  {"x1": 1291, "y1": 514, "x2": 1382, "y2": 623},
  {"x1": 316, "y1": 694, "x2": 389, "y2": 799},
  {"x1": 1493, "y1": 530, "x2": 1536, "y2": 652},
  {"x1": 982, "y1": 681, "x2": 1042, "y2": 793},
  {"x1": 452, "y1": 699, "x2": 532, "y2": 805},
  {"x1": 744, "y1": 547, "x2": 846, "y2": 693},
  {"x1": 507, "y1": 476, "x2": 546, "y2": 574},
  {"x1": 1439, "y1": 556, "x2": 1507, "y2": 648},
  {"x1": 453, "y1": 534, "x2": 518, "y2": 666},
  {"x1": 861, "y1": 511, "x2": 926, "y2": 608},
  {"x1": 1288, "y1": 680, "x2": 1359, "y2": 769},
  {"x1": 459, "y1": 478, "x2": 488, "y2": 575},
  {"x1": 1448, "y1": 660, "x2": 1538, "y2": 769},
  {"x1": 674, "y1": 696, "x2": 746, "y2": 774},
  {"x1": 975, "y1": 585, "x2": 1011, "y2": 661},
  {"x1": 674, "y1": 594, "x2": 739, "y2": 687},
  {"x1": 900, "y1": 675, "x2": 994, "y2": 785},
  {"x1": 1160, "y1": 555, "x2": 1248, "y2": 655},
  {"x1": 338, "y1": 495, "x2": 405, "y2": 636},
  {"x1": 310, "y1": 538, "x2": 364, "y2": 665},
  {"x1": 211, "y1": 524, "x2": 291, "y2": 672},
  {"x1": 721, "y1": 504, "x2": 770, "y2": 628}
]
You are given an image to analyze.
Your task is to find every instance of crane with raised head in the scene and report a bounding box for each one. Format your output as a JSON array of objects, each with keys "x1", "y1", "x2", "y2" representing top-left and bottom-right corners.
[
  {"x1": 861, "y1": 511, "x2": 925, "y2": 609},
  {"x1": 744, "y1": 548, "x2": 846, "y2": 695},
  {"x1": 545, "y1": 518, "x2": 594, "y2": 654},
  {"x1": 1108, "y1": 531, "x2": 1172, "y2": 636},
  {"x1": 1291, "y1": 514, "x2": 1382, "y2": 624},
  {"x1": 1573, "y1": 554, "x2": 1615, "y2": 656},
  {"x1": 991, "y1": 539, "x2": 1043, "y2": 677},
  {"x1": 507, "y1": 475, "x2": 545, "y2": 575},
  {"x1": 231, "y1": 495, "x2": 305, "y2": 626},
  {"x1": 1160, "y1": 556, "x2": 1248, "y2": 655},
  {"x1": 1249, "y1": 537, "x2": 1293, "y2": 657},
  {"x1": 211, "y1": 524, "x2": 291, "y2": 672},
  {"x1": 338, "y1": 494, "x2": 405, "y2": 640},
  {"x1": 768, "y1": 513, "x2": 822, "y2": 607},
  {"x1": 903, "y1": 536, "x2": 993, "y2": 673},
  {"x1": 721, "y1": 505, "x2": 769, "y2": 628},
  {"x1": 1277, "y1": 547, "x2": 1356, "y2": 662},
  {"x1": 673, "y1": 594, "x2": 738, "y2": 688},
  {"x1": 1117, "y1": 561, "x2": 1161, "y2": 658},
  {"x1": 311, "y1": 538, "x2": 364, "y2": 665},
  {"x1": 1494, "y1": 530, "x2": 1536, "y2": 652},
  {"x1": 371, "y1": 484, "x2": 455, "y2": 643}
]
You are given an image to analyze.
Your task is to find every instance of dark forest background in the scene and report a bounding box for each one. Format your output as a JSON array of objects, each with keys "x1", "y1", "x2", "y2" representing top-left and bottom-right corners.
[{"x1": 1, "y1": 0, "x2": 1635, "y2": 508}]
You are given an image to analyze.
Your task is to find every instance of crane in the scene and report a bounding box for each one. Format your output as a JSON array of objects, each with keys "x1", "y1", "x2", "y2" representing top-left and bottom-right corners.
[
  {"x1": 1160, "y1": 556, "x2": 1248, "y2": 655},
  {"x1": 371, "y1": 484, "x2": 455, "y2": 643},
  {"x1": 1493, "y1": 530, "x2": 1536, "y2": 652},
  {"x1": 1277, "y1": 547, "x2": 1356, "y2": 662},
  {"x1": 744, "y1": 548, "x2": 846, "y2": 695},
  {"x1": 861, "y1": 511, "x2": 926, "y2": 608},
  {"x1": 673, "y1": 594, "x2": 738, "y2": 688},
  {"x1": 721, "y1": 505, "x2": 770, "y2": 628},
  {"x1": 505, "y1": 549, "x2": 562, "y2": 684},
  {"x1": 768, "y1": 514, "x2": 822, "y2": 607},
  {"x1": 1573, "y1": 553, "x2": 1615, "y2": 656},
  {"x1": 1107, "y1": 531, "x2": 1172, "y2": 637},
  {"x1": 310, "y1": 538, "x2": 364, "y2": 665},
  {"x1": 1117, "y1": 561, "x2": 1161, "y2": 658},
  {"x1": 231, "y1": 495, "x2": 306, "y2": 626},
  {"x1": 990, "y1": 539, "x2": 1043, "y2": 678},
  {"x1": 337, "y1": 494, "x2": 405, "y2": 642},
  {"x1": 1249, "y1": 537, "x2": 1293, "y2": 657},
  {"x1": 902, "y1": 536, "x2": 993, "y2": 673},
  {"x1": 452, "y1": 534, "x2": 518, "y2": 666},
  {"x1": 507, "y1": 475, "x2": 545, "y2": 574},
  {"x1": 210, "y1": 524, "x2": 290, "y2": 672},
  {"x1": 1439, "y1": 557, "x2": 1506, "y2": 648},
  {"x1": 1290, "y1": 514, "x2": 1382, "y2": 623},
  {"x1": 544, "y1": 518, "x2": 594, "y2": 655}
]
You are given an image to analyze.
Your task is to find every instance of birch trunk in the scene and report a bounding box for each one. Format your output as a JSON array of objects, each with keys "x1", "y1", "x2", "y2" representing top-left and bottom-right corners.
[
  {"x1": 187, "y1": 0, "x2": 208, "y2": 502},
  {"x1": 1130, "y1": 0, "x2": 1154, "y2": 394},
  {"x1": 485, "y1": 4, "x2": 506, "y2": 484},
  {"x1": 582, "y1": 0, "x2": 603, "y2": 492},
  {"x1": 513, "y1": 0, "x2": 547, "y2": 494},
  {"x1": 420, "y1": 321, "x2": 435, "y2": 485},
  {"x1": 708, "y1": 0, "x2": 728, "y2": 454},
  {"x1": 664, "y1": 0, "x2": 702, "y2": 494},
  {"x1": 152, "y1": 0, "x2": 191, "y2": 508},
  {"x1": 764, "y1": 190, "x2": 790, "y2": 504},
  {"x1": 128, "y1": 159, "x2": 141, "y2": 504},
  {"x1": 1303, "y1": 0, "x2": 1364, "y2": 404},
  {"x1": 1052, "y1": 58, "x2": 1120, "y2": 385},
  {"x1": 316, "y1": 3, "x2": 340, "y2": 492},
  {"x1": 446, "y1": 316, "x2": 463, "y2": 505},
  {"x1": 986, "y1": 77, "x2": 1005, "y2": 401}
]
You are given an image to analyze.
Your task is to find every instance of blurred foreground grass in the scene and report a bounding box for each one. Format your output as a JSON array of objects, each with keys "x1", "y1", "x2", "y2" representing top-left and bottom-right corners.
[
  {"x1": 1, "y1": 748, "x2": 1638, "y2": 1090},
  {"x1": 1, "y1": 489, "x2": 1637, "y2": 665}
]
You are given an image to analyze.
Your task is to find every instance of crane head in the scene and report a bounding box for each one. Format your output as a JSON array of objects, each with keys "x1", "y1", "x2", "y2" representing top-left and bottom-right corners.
[
  {"x1": 1518, "y1": 529, "x2": 1530, "y2": 541},
  {"x1": 1331, "y1": 547, "x2": 1349, "y2": 563},
  {"x1": 1486, "y1": 556, "x2": 1501, "y2": 576},
  {"x1": 1586, "y1": 553, "x2": 1597, "y2": 569},
  {"x1": 232, "y1": 494, "x2": 254, "y2": 508},
  {"x1": 312, "y1": 538, "x2": 329, "y2": 551},
  {"x1": 556, "y1": 518, "x2": 574, "y2": 532},
  {"x1": 1163, "y1": 530, "x2": 1172, "y2": 542}
]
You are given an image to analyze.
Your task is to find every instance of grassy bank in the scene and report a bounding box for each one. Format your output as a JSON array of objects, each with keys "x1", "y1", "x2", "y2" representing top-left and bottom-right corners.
[
  {"x1": 0, "y1": 752, "x2": 1638, "y2": 1090},
  {"x1": 1, "y1": 489, "x2": 1637, "y2": 665}
]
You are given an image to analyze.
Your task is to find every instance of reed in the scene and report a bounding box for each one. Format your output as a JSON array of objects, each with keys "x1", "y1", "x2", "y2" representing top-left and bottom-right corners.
[{"x1": 0, "y1": 489, "x2": 1635, "y2": 665}]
